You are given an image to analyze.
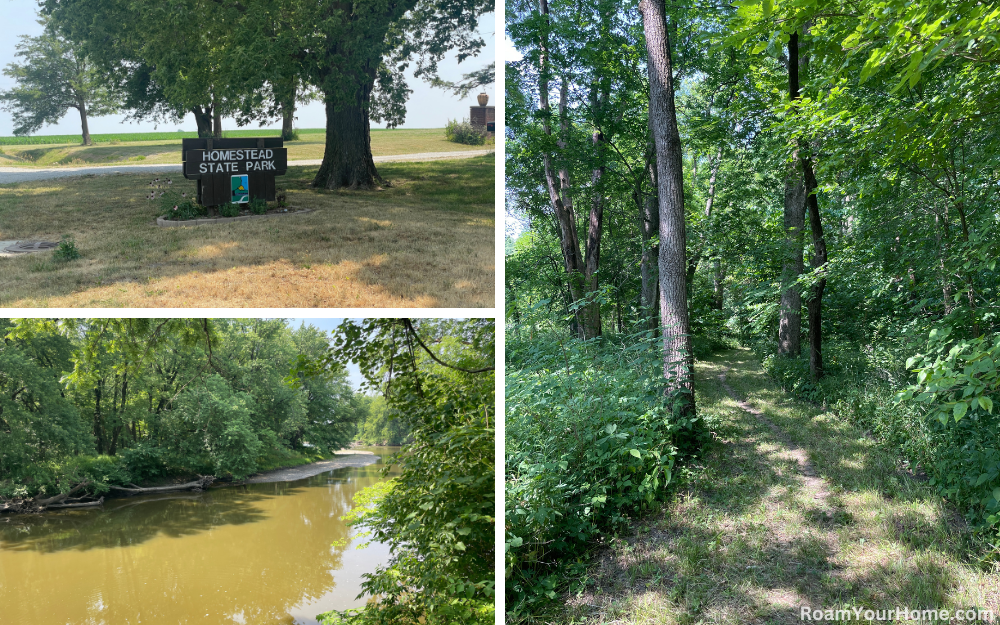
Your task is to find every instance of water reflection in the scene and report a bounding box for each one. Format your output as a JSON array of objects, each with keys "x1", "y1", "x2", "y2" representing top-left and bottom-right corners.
[{"x1": 0, "y1": 447, "x2": 401, "y2": 625}]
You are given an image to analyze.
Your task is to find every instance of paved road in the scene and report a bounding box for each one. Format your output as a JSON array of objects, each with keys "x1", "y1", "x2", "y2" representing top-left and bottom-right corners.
[{"x1": 0, "y1": 149, "x2": 494, "y2": 184}]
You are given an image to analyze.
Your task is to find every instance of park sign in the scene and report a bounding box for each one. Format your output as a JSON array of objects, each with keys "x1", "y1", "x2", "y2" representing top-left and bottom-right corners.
[{"x1": 182, "y1": 137, "x2": 287, "y2": 206}]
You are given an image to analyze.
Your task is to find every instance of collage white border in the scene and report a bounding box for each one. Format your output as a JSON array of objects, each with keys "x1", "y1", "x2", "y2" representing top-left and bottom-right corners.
[{"x1": 2, "y1": 5, "x2": 508, "y2": 624}]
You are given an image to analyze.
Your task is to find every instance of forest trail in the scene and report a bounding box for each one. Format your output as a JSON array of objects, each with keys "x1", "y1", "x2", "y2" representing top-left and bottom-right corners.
[{"x1": 565, "y1": 349, "x2": 1000, "y2": 625}]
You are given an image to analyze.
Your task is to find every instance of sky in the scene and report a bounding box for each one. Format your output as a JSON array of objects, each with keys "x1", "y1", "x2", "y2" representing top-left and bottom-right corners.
[{"x1": 0, "y1": 1, "x2": 496, "y2": 136}]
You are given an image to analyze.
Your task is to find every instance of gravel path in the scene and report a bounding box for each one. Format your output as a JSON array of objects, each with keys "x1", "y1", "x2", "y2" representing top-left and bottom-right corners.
[
  {"x1": 0, "y1": 149, "x2": 494, "y2": 184},
  {"x1": 238, "y1": 451, "x2": 379, "y2": 485}
]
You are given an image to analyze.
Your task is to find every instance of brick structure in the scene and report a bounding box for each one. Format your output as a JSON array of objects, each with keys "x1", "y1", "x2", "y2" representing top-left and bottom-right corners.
[{"x1": 470, "y1": 93, "x2": 495, "y2": 136}]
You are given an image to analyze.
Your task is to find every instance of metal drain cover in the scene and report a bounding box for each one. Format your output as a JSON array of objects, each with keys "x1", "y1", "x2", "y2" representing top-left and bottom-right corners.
[{"x1": 2, "y1": 241, "x2": 59, "y2": 254}]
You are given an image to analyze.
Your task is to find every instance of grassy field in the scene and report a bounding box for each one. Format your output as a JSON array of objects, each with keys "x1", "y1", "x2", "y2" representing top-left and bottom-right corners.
[
  {"x1": 555, "y1": 349, "x2": 1000, "y2": 625},
  {"x1": 0, "y1": 128, "x2": 489, "y2": 167},
  {"x1": 0, "y1": 155, "x2": 494, "y2": 308}
]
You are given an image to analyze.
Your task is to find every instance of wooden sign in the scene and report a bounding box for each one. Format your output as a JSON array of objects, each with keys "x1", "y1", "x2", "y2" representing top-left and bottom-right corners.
[
  {"x1": 182, "y1": 137, "x2": 287, "y2": 206},
  {"x1": 183, "y1": 148, "x2": 288, "y2": 177}
]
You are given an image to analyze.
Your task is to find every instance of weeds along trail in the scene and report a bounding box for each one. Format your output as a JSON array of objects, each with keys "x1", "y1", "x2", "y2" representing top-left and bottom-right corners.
[{"x1": 564, "y1": 349, "x2": 1000, "y2": 625}]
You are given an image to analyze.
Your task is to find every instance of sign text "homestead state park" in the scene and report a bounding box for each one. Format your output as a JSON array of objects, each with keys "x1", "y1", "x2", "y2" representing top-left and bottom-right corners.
[{"x1": 183, "y1": 148, "x2": 289, "y2": 177}]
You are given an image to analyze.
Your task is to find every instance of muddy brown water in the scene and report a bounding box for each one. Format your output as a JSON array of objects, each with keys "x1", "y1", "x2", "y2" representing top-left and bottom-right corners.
[{"x1": 0, "y1": 447, "x2": 401, "y2": 625}]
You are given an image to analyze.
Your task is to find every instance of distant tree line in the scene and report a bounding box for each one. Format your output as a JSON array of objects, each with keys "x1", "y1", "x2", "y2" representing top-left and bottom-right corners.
[{"x1": 0, "y1": 318, "x2": 364, "y2": 498}]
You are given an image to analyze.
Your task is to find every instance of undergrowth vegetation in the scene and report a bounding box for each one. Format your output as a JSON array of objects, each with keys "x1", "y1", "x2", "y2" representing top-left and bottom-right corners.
[{"x1": 505, "y1": 324, "x2": 708, "y2": 617}]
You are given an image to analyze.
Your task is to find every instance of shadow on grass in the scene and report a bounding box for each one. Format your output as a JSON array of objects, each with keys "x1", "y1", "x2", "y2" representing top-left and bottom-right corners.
[{"x1": 0, "y1": 156, "x2": 494, "y2": 307}]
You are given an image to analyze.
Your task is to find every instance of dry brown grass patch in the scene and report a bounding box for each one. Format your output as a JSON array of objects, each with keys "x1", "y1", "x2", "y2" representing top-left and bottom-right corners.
[{"x1": 0, "y1": 158, "x2": 494, "y2": 308}]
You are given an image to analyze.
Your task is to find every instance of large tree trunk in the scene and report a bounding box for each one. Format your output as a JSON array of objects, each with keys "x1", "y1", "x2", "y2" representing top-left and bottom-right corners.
[
  {"x1": 281, "y1": 84, "x2": 297, "y2": 141},
  {"x1": 312, "y1": 90, "x2": 381, "y2": 190},
  {"x1": 212, "y1": 99, "x2": 223, "y2": 139},
  {"x1": 78, "y1": 99, "x2": 92, "y2": 146},
  {"x1": 790, "y1": 31, "x2": 828, "y2": 379},
  {"x1": 192, "y1": 106, "x2": 213, "y2": 138},
  {"x1": 282, "y1": 102, "x2": 295, "y2": 140},
  {"x1": 639, "y1": 0, "x2": 693, "y2": 404},
  {"x1": 779, "y1": 176, "x2": 805, "y2": 355}
]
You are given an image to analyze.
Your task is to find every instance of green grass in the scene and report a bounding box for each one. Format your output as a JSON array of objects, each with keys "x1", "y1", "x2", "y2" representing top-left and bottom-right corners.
[
  {"x1": 0, "y1": 128, "x2": 492, "y2": 167},
  {"x1": 0, "y1": 128, "x2": 327, "y2": 146},
  {"x1": 0, "y1": 155, "x2": 494, "y2": 308},
  {"x1": 541, "y1": 349, "x2": 1000, "y2": 625}
]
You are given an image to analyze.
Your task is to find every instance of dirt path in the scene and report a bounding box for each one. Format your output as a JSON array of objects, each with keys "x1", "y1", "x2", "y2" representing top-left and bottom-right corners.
[
  {"x1": 238, "y1": 451, "x2": 379, "y2": 484},
  {"x1": 563, "y1": 349, "x2": 1000, "y2": 625},
  {"x1": 0, "y1": 149, "x2": 494, "y2": 184}
]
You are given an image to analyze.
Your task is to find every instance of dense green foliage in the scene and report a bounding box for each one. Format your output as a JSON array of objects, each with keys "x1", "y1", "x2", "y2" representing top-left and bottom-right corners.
[
  {"x1": 506, "y1": 327, "x2": 705, "y2": 614},
  {"x1": 312, "y1": 319, "x2": 495, "y2": 625},
  {"x1": 506, "y1": 0, "x2": 1000, "y2": 618},
  {"x1": 0, "y1": 319, "x2": 363, "y2": 500},
  {"x1": 353, "y1": 396, "x2": 411, "y2": 446}
]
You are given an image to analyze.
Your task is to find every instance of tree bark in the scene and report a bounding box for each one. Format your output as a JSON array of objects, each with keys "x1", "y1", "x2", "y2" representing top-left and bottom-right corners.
[
  {"x1": 779, "y1": 176, "x2": 805, "y2": 355},
  {"x1": 192, "y1": 106, "x2": 213, "y2": 138},
  {"x1": 790, "y1": 31, "x2": 827, "y2": 379},
  {"x1": 639, "y1": 0, "x2": 693, "y2": 403},
  {"x1": 78, "y1": 98, "x2": 92, "y2": 146},
  {"x1": 536, "y1": 0, "x2": 603, "y2": 339},
  {"x1": 212, "y1": 98, "x2": 223, "y2": 139},
  {"x1": 641, "y1": 194, "x2": 660, "y2": 330},
  {"x1": 281, "y1": 100, "x2": 295, "y2": 140},
  {"x1": 312, "y1": 91, "x2": 381, "y2": 190}
]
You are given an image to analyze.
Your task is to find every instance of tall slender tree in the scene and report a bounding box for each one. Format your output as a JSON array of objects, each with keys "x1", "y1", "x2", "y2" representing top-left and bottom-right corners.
[{"x1": 639, "y1": 0, "x2": 693, "y2": 406}]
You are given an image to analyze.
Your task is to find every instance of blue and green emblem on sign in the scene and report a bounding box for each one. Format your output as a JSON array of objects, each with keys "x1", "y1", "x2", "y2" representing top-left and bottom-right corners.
[{"x1": 231, "y1": 174, "x2": 249, "y2": 203}]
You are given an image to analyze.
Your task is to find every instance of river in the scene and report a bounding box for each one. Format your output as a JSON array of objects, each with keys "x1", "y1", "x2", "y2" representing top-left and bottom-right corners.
[{"x1": 0, "y1": 447, "x2": 401, "y2": 625}]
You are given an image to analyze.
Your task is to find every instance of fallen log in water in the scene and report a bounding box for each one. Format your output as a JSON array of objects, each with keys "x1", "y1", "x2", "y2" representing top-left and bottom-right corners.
[
  {"x1": 46, "y1": 496, "x2": 105, "y2": 509},
  {"x1": 109, "y1": 475, "x2": 215, "y2": 496}
]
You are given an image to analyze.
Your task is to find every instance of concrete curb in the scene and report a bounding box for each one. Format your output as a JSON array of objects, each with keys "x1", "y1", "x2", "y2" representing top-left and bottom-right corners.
[{"x1": 156, "y1": 208, "x2": 312, "y2": 227}]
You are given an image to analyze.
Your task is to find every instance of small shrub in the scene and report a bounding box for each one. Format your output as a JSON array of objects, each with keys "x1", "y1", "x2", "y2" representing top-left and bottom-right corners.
[
  {"x1": 220, "y1": 202, "x2": 240, "y2": 217},
  {"x1": 156, "y1": 189, "x2": 205, "y2": 221},
  {"x1": 445, "y1": 118, "x2": 487, "y2": 146},
  {"x1": 275, "y1": 190, "x2": 288, "y2": 208},
  {"x1": 248, "y1": 197, "x2": 268, "y2": 215},
  {"x1": 52, "y1": 236, "x2": 81, "y2": 262}
]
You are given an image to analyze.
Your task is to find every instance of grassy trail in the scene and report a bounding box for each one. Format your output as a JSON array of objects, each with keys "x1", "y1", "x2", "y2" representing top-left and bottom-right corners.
[{"x1": 564, "y1": 349, "x2": 999, "y2": 624}]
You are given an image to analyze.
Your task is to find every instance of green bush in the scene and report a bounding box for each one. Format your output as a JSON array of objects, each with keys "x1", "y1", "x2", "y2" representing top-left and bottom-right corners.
[
  {"x1": 120, "y1": 443, "x2": 168, "y2": 482},
  {"x1": 445, "y1": 118, "x2": 487, "y2": 146},
  {"x1": 220, "y1": 202, "x2": 240, "y2": 217},
  {"x1": 52, "y1": 235, "x2": 81, "y2": 262},
  {"x1": 248, "y1": 197, "x2": 268, "y2": 215},
  {"x1": 157, "y1": 189, "x2": 205, "y2": 221},
  {"x1": 505, "y1": 328, "x2": 704, "y2": 614}
]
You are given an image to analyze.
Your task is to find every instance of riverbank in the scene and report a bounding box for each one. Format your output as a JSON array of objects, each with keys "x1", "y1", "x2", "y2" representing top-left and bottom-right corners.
[{"x1": 238, "y1": 451, "x2": 379, "y2": 485}]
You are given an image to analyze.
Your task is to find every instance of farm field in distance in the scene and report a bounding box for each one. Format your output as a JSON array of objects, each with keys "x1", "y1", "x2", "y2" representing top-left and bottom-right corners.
[{"x1": 0, "y1": 128, "x2": 489, "y2": 168}]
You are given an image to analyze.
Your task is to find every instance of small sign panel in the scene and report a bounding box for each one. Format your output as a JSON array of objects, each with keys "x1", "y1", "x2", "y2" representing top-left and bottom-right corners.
[
  {"x1": 184, "y1": 148, "x2": 288, "y2": 178},
  {"x1": 231, "y1": 175, "x2": 249, "y2": 203}
]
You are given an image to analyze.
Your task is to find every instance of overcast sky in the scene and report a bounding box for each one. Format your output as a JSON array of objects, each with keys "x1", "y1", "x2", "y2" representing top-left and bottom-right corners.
[{"x1": 0, "y1": 1, "x2": 496, "y2": 136}]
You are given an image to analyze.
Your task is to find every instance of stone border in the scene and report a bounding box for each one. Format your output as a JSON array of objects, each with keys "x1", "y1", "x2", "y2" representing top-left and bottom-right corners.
[{"x1": 156, "y1": 208, "x2": 312, "y2": 227}]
